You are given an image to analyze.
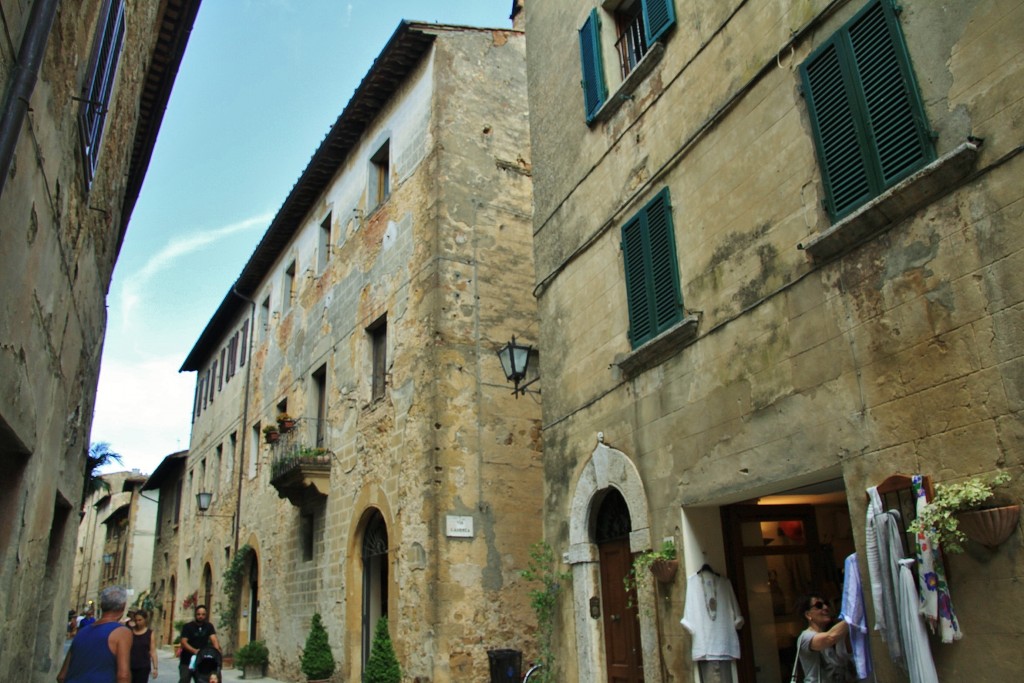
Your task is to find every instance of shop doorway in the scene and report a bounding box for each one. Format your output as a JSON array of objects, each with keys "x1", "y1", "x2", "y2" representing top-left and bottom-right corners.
[{"x1": 722, "y1": 483, "x2": 853, "y2": 683}]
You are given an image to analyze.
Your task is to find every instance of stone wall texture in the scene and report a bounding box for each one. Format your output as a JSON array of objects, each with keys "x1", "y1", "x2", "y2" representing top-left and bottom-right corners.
[
  {"x1": 175, "y1": 26, "x2": 542, "y2": 682},
  {"x1": 525, "y1": 0, "x2": 1023, "y2": 681},
  {"x1": 0, "y1": 2, "x2": 196, "y2": 681}
]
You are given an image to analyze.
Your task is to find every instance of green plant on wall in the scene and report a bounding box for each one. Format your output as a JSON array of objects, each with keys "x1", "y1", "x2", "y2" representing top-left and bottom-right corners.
[
  {"x1": 623, "y1": 539, "x2": 676, "y2": 609},
  {"x1": 364, "y1": 617, "x2": 401, "y2": 683},
  {"x1": 909, "y1": 472, "x2": 1011, "y2": 553},
  {"x1": 219, "y1": 543, "x2": 253, "y2": 651},
  {"x1": 300, "y1": 612, "x2": 336, "y2": 681},
  {"x1": 520, "y1": 540, "x2": 571, "y2": 683}
]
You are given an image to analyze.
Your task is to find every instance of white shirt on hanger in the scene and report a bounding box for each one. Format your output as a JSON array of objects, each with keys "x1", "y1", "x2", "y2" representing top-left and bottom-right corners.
[{"x1": 681, "y1": 570, "x2": 744, "y2": 660}]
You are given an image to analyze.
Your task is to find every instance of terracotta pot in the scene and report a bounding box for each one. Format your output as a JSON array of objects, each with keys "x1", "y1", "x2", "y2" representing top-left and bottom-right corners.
[
  {"x1": 265, "y1": 431, "x2": 279, "y2": 444},
  {"x1": 278, "y1": 418, "x2": 296, "y2": 432},
  {"x1": 957, "y1": 505, "x2": 1020, "y2": 550},
  {"x1": 649, "y1": 559, "x2": 679, "y2": 583}
]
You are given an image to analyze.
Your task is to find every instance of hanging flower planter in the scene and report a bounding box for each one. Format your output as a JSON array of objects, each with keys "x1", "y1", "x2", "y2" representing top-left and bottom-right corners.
[
  {"x1": 263, "y1": 425, "x2": 280, "y2": 444},
  {"x1": 649, "y1": 558, "x2": 679, "y2": 583},
  {"x1": 277, "y1": 414, "x2": 296, "y2": 432},
  {"x1": 956, "y1": 504, "x2": 1020, "y2": 550}
]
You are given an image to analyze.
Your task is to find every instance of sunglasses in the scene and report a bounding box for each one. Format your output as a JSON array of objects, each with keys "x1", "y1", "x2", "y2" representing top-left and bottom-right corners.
[{"x1": 810, "y1": 601, "x2": 828, "y2": 610}]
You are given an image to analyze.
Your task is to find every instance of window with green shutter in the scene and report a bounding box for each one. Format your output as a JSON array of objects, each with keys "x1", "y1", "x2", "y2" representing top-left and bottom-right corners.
[
  {"x1": 800, "y1": 0, "x2": 933, "y2": 221},
  {"x1": 580, "y1": 1, "x2": 676, "y2": 123},
  {"x1": 622, "y1": 188, "x2": 683, "y2": 348},
  {"x1": 579, "y1": 9, "x2": 608, "y2": 123}
]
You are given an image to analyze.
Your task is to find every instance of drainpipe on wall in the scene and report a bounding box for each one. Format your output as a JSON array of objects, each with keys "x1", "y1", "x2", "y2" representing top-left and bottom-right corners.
[
  {"x1": 0, "y1": 0, "x2": 61, "y2": 199},
  {"x1": 230, "y1": 288, "x2": 257, "y2": 554}
]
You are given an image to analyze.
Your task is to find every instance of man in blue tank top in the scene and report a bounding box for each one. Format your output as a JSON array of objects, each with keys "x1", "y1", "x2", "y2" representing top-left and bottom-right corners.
[{"x1": 57, "y1": 585, "x2": 132, "y2": 683}]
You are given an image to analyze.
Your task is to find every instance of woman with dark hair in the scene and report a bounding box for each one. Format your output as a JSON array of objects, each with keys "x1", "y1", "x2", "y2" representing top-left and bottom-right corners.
[
  {"x1": 129, "y1": 609, "x2": 158, "y2": 682},
  {"x1": 795, "y1": 594, "x2": 852, "y2": 683}
]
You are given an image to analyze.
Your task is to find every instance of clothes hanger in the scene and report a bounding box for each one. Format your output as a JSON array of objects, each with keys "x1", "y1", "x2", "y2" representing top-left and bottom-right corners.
[{"x1": 699, "y1": 563, "x2": 720, "y2": 576}]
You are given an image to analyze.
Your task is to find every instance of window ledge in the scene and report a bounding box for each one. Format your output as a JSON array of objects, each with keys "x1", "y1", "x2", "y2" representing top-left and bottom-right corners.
[
  {"x1": 616, "y1": 314, "x2": 700, "y2": 379},
  {"x1": 800, "y1": 141, "x2": 980, "y2": 263},
  {"x1": 591, "y1": 42, "x2": 665, "y2": 125}
]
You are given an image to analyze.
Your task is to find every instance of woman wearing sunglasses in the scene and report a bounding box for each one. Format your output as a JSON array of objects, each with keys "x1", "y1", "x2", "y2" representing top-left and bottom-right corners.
[{"x1": 794, "y1": 595, "x2": 852, "y2": 682}]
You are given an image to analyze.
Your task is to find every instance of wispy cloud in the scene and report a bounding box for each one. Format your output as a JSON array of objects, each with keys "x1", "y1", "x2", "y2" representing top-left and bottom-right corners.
[
  {"x1": 119, "y1": 213, "x2": 271, "y2": 327},
  {"x1": 91, "y1": 354, "x2": 196, "y2": 474}
]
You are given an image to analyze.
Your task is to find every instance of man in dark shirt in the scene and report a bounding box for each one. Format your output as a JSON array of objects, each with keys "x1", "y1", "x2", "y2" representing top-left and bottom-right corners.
[{"x1": 178, "y1": 605, "x2": 220, "y2": 683}]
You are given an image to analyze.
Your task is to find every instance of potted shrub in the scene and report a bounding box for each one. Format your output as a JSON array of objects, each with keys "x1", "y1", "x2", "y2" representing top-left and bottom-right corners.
[
  {"x1": 235, "y1": 639, "x2": 269, "y2": 679},
  {"x1": 277, "y1": 413, "x2": 296, "y2": 432},
  {"x1": 364, "y1": 617, "x2": 401, "y2": 683},
  {"x1": 263, "y1": 424, "x2": 280, "y2": 443},
  {"x1": 300, "y1": 613, "x2": 335, "y2": 682},
  {"x1": 909, "y1": 472, "x2": 1018, "y2": 552}
]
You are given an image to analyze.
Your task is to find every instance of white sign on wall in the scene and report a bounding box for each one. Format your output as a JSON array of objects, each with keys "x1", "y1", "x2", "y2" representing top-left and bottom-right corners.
[{"x1": 446, "y1": 515, "x2": 474, "y2": 538}]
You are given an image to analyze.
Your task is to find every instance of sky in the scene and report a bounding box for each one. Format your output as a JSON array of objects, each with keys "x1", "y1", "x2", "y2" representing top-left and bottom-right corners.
[{"x1": 91, "y1": 1, "x2": 516, "y2": 475}]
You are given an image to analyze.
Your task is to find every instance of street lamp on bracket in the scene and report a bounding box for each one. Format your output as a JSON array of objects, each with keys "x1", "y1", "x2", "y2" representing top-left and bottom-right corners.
[{"x1": 496, "y1": 335, "x2": 540, "y2": 399}]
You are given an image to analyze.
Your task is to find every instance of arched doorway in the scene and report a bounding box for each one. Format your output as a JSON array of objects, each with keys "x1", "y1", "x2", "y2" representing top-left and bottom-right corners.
[
  {"x1": 203, "y1": 564, "x2": 213, "y2": 610},
  {"x1": 167, "y1": 576, "x2": 177, "y2": 644},
  {"x1": 595, "y1": 489, "x2": 644, "y2": 682},
  {"x1": 361, "y1": 509, "x2": 389, "y2": 673},
  {"x1": 567, "y1": 435, "x2": 663, "y2": 683},
  {"x1": 247, "y1": 555, "x2": 259, "y2": 642}
]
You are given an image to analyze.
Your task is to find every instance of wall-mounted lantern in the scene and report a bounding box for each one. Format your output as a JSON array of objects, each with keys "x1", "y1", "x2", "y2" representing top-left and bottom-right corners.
[
  {"x1": 195, "y1": 492, "x2": 233, "y2": 518},
  {"x1": 496, "y1": 335, "x2": 539, "y2": 399}
]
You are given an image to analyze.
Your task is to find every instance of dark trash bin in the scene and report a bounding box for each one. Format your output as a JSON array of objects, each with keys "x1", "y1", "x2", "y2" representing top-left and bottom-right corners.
[{"x1": 487, "y1": 648, "x2": 522, "y2": 683}]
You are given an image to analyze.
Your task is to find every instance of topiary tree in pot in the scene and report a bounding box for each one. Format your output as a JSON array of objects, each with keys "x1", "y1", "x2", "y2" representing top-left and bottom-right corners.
[
  {"x1": 300, "y1": 612, "x2": 336, "y2": 682},
  {"x1": 364, "y1": 617, "x2": 401, "y2": 683}
]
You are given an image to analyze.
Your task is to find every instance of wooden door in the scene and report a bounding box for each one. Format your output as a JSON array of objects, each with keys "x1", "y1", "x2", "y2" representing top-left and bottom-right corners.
[{"x1": 599, "y1": 536, "x2": 644, "y2": 683}]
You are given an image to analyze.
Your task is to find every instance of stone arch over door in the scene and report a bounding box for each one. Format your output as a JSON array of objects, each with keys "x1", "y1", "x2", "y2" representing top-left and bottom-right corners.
[{"x1": 566, "y1": 434, "x2": 663, "y2": 683}]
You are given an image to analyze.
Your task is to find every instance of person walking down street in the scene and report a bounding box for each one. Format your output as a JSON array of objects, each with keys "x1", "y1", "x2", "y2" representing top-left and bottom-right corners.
[
  {"x1": 178, "y1": 605, "x2": 220, "y2": 683},
  {"x1": 57, "y1": 585, "x2": 132, "y2": 683},
  {"x1": 129, "y1": 609, "x2": 158, "y2": 682}
]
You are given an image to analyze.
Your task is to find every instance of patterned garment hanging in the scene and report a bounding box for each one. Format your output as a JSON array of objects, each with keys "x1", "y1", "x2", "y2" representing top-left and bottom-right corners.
[{"x1": 912, "y1": 475, "x2": 962, "y2": 643}]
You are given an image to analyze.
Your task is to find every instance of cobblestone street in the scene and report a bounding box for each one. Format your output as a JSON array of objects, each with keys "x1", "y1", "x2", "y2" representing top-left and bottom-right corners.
[{"x1": 152, "y1": 647, "x2": 288, "y2": 683}]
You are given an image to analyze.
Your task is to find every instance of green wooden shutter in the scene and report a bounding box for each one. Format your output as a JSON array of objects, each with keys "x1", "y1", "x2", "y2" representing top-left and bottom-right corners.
[
  {"x1": 642, "y1": 0, "x2": 676, "y2": 44},
  {"x1": 802, "y1": 39, "x2": 873, "y2": 219},
  {"x1": 622, "y1": 214, "x2": 652, "y2": 345},
  {"x1": 801, "y1": 0, "x2": 932, "y2": 220},
  {"x1": 645, "y1": 189, "x2": 683, "y2": 333},
  {"x1": 847, "y1": 0, "x2": 933, "y2": 187},
  {"x1": 622, "y1": 188, "x2": 682, "y2": 348},
  {"x1": 579, "y1": 9, "x2": 607, "y2": 123}
]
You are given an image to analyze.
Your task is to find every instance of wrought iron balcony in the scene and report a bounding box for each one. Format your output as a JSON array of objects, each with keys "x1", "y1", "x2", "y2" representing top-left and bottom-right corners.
[{"x1": 268, "y1": 421, "x2": 331, "y2": 506}]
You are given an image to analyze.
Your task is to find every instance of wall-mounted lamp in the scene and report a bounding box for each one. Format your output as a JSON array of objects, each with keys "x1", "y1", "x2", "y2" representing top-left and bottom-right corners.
[
  {"x1": 496, "y1": 335, "x2": 539, "y2": 399},
  {"x1": 102, "y1": 553, "x2": 113, "y2": 565},
  {"x1": 195, "y1": 492, "x2": 233, "y2": 518}
]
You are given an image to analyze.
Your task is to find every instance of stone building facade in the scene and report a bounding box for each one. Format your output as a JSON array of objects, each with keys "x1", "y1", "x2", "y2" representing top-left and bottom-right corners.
[
  {"x1": 0, "y1": 2, "x2": 199, "y2": 680},
  {"x1": 141, "y1": 450, "x2": 188, "y2": 645},
  {"x1": 174, "y1": 22, "x2": 541, "y2": 682},
  {"x1": 70, "y1": 471, "x2": 156, "y2": 615},
  {"x1": 524, "y1": 1, "x2": 1022, "y2": 681}
]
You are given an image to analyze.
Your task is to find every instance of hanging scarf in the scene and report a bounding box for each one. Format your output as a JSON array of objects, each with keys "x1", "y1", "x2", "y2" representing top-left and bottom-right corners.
[
  {"x1": 912, "y1": 475, "x2": 962, "y2": 643},
  {"x1": 865, "y1": 487, "x2": 904, "y2": 665}
]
